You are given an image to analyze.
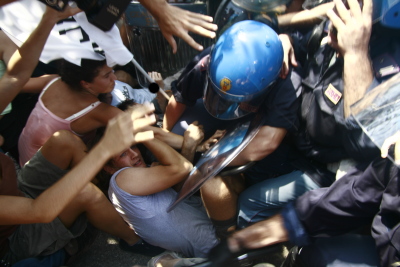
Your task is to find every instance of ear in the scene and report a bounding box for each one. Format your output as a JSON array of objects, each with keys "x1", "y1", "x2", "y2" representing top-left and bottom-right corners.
[
  {"x1": 103, "y1": 165, "x2": 116, "y2": 175},
  {"x1": 80, "y1": 80, "x2": 90, "y2": 90}
]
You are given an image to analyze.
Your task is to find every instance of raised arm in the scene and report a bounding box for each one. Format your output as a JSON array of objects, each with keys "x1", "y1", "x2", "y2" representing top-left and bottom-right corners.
[
  {"x1": 138, "y1": 0, "x2": 217, "y2": 53},
  {"x1": 327, "y1": 0, "x2": 373, "y2": 118},
  {"x1": 163, "y1": 94, "x2": 187, "y2": 131},
  {"x1": 0, "y1": 5, "x2": 81, "y2": 113},
  {"x1": 115, "y1": 136, "x2": 193, "y2": 196},
  {"x1": 0, "y1": 103, "x2": 156, "y2": 225}
]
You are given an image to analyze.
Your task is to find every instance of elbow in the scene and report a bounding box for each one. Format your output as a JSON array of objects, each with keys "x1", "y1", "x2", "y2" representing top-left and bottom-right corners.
[
  {"x1": 172, "y1": 159, "x2": 193, "y2": 178},
  {"x1": 242, "y1": 144, "x2": 279, "y2": 162}
]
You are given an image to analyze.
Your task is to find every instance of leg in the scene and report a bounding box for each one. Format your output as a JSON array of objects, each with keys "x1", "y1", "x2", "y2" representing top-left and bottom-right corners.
[
  {"x1": 39, "y1": 130, "x2": 87, "y2": 170},
  {"x1": 57, "y1": 182, "x2": 140, "y2": 245},
  {"x1": 237, "y1": 170, "x2": 319, "y2": 228},
  {"x1": 41, "y1": 131, "x2": 140, "y2": 245},
  {"x1": 201, "y1": 174, "x2": 245, "y2": 238}
]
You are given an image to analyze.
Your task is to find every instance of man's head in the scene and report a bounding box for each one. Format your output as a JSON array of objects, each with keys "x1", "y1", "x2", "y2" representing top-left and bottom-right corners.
[
  {"x1": 204, "y1": 20, "x2": 283, "y2": 120},
  {"x1": 103, "y1": 146, "x2": 147, "y2": 175}
]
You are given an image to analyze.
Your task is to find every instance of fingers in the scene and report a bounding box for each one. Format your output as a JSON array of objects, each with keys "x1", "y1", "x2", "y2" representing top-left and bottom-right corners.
[
  {"x1": 161, "y1": 32, "x2": 178, "y2": 54},
  {"x1": 132, "y1": 115, "x2": 156, "y2": 131},
  {"x1": 327, "y1": 7, "x2": 345, "y2": 33},
  {"x1": 332, "y1": 0, "x2": 351, "y2": 23},
  {"x1": 178, "y1": 31, "x2": 204, "y2": 52},
  {"x1": 290, "y1": 49, "x2": 298, "y2": 67},
  {"x1": 381, "y1": 132, "x2": 400, "y2": 158},
  {"x1": 129, "y1": 102, "x2": 155, "y2": 121},
  {"x1": 362, "y1": 0, "x2": 373, "y2": 18},
  {"x1": 347, "y1": 0, "x2": 362, "y2": 19},
  {"x1": 134, "y1": 131, "x2": 155, "y2": 143}
]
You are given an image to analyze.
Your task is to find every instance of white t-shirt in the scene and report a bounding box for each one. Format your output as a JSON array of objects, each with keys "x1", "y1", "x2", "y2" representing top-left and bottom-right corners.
[{"x1": 111, "y1": 80, "x2": 156, "y2": 107}]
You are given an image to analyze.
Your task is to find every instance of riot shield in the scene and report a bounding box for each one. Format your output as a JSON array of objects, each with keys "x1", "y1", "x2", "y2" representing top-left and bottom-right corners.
[
  {"x1": 351, "y1": 73, "x2": 400, "y2": 165},
  {"x1": 167, "y1": 111, "x2": 265, "y2": 211}
]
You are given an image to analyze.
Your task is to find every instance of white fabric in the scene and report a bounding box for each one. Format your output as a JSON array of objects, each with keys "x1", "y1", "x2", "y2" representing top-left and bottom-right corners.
[
  {"x1": 0, "y1": 0, "x2": 132, "y2": 67},
  {"x1": 111, "y1": 80, "x2": 156, "y2": 106}
]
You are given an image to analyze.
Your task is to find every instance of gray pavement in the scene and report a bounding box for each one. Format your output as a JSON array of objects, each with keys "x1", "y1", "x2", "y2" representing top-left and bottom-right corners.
[
  {"x1": 67, "y1": 230, "x2": 288, "y2": 267},
  {"x1": 68, "y1": 232, "x2": 151, "y2": 267}
]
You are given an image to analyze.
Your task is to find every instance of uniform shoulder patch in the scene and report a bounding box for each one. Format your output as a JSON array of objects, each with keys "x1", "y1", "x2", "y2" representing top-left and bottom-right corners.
[{"x1": 324, "y1": 83, "x2": 342, "y2": 105}]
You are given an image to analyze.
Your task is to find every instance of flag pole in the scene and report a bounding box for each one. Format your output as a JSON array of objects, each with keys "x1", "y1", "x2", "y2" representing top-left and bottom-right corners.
[{"x1": 131, "y1": 58, "x2": 170, "y2": 101}]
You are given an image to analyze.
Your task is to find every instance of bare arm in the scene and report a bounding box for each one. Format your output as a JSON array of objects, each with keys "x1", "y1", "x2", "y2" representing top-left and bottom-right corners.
[
  {"x1": 229, "y1": 126, "x2": 287, "y2": 166},
  {"x1": 0, "y1": 30, "x2": 17, "y2": 65},
  {"x1": 21, "y1": 74, "x2": 59, "y2": 93},
  {"x1": 163, "y1": 94, "x2": 187, "y2": 131},
  {"x1": 138, "y1": 0, "x2": 217, "y2": 53},
  {"x1": 116, "y1": 138, "x2": 193, "y2": 196},
  {"x1": 0, "y1": 6, "x2": 81, "y2": 113},
  {"x1": 0, "y1": 104, "x2": 156, "y2": 225},
  {"x1": 327, "y1": 0, "x2": 373, "y2": 118},
  {"x1": 278, "y1": 2, "x2": 335, "y2": 27}
]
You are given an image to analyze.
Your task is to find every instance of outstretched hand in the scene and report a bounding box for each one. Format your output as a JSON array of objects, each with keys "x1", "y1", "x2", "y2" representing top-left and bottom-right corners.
[
  {"x1": 197, "y1": 129, "x2": 226, "y2": 153},
  {"x1": 326, "y1": 0, "x2": 372, "y2": 57},
  {"x1": 102, "y1": 103, "x2": 156, "y2": 157},
  {"x1": 156, "y1": 4, "x2": 217, "y2": 53}
]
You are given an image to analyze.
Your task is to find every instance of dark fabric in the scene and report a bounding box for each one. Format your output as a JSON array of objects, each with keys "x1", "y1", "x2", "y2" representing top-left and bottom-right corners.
[
  {"x1": 171, "y1": 46, "x2": 212, "y2": 107},
  {"x1": 172, "y1": 47, "x2": 306, "y2": 181},
  {"x1": 282, "y1": 157, "x2": 400, "y2": 267},
  {"x1": 289, "y1": 24, "x2": 400, "y2": 165},
  {"x1": 0, "y1": 153, "x2": 23, "y2": 258}
]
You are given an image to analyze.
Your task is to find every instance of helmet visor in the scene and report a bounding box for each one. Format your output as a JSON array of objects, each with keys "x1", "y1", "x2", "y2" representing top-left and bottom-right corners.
[{"x1": 203, "y1": 75, "x2": 269, "y2": 120}]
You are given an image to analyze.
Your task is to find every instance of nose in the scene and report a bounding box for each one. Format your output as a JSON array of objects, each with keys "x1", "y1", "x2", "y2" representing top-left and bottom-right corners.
[
  {"x1": 111, "y1": 70, "x2": 117, "y2": 81},
  {"x1": 128, "y1": 148, "x2": 139, "y2": 158}
]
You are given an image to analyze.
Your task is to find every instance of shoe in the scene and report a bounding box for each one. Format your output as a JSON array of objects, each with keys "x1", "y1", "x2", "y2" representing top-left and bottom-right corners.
[
  {"x1": 147, "y1": 251, "x2": 181, "y2": 267},
  {"x1": 119, "y1": 239, "x2": 166, "y2": 257}
]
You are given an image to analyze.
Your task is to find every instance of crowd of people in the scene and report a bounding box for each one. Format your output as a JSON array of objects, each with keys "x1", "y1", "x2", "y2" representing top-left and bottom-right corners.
[{"x1": 0, "y1": 0, "x2": 399, "y2": 266}]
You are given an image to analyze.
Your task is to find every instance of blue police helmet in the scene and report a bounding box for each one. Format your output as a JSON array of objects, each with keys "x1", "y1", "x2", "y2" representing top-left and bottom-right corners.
[{"x1": 204, "y1": 20, "x2": 283, "y2": 120}]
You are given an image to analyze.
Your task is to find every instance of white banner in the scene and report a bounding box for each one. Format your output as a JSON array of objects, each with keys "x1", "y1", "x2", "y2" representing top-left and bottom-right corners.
[{"x1": 0, "y1": 0, "x2": 133, "y2": 67}]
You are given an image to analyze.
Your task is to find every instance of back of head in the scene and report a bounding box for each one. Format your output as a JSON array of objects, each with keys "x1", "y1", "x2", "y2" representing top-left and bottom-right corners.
[{"x1": 58, "y1": 58, "x2": 107, "y2": 90}]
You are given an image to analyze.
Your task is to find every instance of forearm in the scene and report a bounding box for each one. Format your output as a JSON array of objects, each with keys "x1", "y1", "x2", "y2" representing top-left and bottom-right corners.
[
  {"x1": 163, "y1": 95, "x2": 186, "y2": 131},
  {"x1": 343, "y1": 53, "x2": 373, "y2": 118},
  {"x1": 21, "y1": 74, "x2": 59, "y2": 93},
  {"x1": 278, "y1": 2, "x2": 334, "y2": 27},
  {"x1": 0, "y1": 11, "x2": 60, "y2": 112},
  {"x1": 143, "y1": 138, "x2": 190, "y2": 168},
  {"x1": 228, "y1": 126, "x2": 286, "y2": 166},
  {"x1": 150, "y1": 126, "x2": 184, "y2": 149},
  {"x1": 0, "y1": 143, "x2": 111, "y2": 225}
]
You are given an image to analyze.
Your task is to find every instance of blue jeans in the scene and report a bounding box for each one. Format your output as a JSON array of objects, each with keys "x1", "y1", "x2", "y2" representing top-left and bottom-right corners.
[{"x1": 238, "y1": 170, "x2": 320, "y2": 228}]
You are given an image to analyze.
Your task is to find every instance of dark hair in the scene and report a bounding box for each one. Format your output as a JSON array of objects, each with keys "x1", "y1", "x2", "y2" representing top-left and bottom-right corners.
[{"x1": 58, "y1": 58, "x2": 107, "y2": 91}]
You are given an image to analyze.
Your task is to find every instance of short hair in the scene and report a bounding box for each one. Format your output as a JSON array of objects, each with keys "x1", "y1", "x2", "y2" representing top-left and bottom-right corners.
[{"x1": 58, "y1": 59, "x2": 107, "y2": 91}]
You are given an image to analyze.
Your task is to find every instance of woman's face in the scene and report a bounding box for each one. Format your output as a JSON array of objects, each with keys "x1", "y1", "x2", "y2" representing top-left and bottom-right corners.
[
  {"x1": 110, "y1": 146, "x2": 147, "y2": 170},
  {"x1": 88, "y1": 64, "x2": 117, "y2": 95}
]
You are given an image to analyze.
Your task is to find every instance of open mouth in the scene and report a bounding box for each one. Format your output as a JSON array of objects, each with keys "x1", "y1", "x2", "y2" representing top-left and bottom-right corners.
[{"x1": 133, "y1": 159, "x2": 143, "y2": 167}]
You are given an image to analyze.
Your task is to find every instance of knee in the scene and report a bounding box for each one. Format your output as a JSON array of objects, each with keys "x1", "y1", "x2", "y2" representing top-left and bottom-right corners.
[
  {"x1": 47, "y1": 130, "x2": 86, "y2": 151},
  {"x1": 75, "y1": 183, "x2": 106, "y2": 206}
]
